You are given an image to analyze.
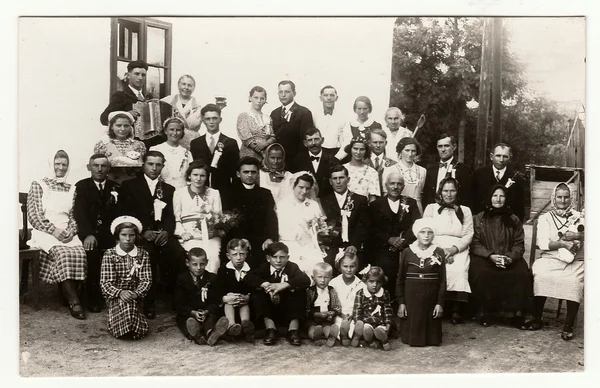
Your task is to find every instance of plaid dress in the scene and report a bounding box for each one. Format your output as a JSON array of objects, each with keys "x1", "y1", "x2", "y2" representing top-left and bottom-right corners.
[
  {"x1": 27, "y1": 178, "x2": 87, "y2": 284},
  {"x1": 100, "y1": 246, "x2": 152, "y2": 339},
  {"x1": 352, "y1": 288, "x2": 393, "y2": 327}
]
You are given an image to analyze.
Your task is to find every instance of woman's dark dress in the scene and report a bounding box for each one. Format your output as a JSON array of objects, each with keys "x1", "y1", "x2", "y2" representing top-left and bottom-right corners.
[
  {"x1": 397, "y1": 246, "x2": 446, "y2": 346},
  {"x1": 469, "y1": 212, "x2": 533, "y2": 317}
]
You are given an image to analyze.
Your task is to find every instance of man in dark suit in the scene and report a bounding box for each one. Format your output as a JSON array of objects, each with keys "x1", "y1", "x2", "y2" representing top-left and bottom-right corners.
[
  {"x1": 73, "y1": 154, "x2": 121, "y2": 313},
  {"x1": 320, "y1": 165, "x2": 369, "y2": 272},
  {"x1": 119, "y1": 150, "x2": 186, "y2": 318},
  {"x1": 472, "y1": 142, "x2": 525, "y2": 221},
  {"x1": 368, "y1": 172, "x2": 420, "y2": 305},
  {"x1": 270, "y1": 80, "x2": 314, "y2": 165},
  {"x1": 190, "y1": 104, "x2": 240, "y2": 209},
  {"x1": 423, "y1": 133, "x2": 472, "y2": 208},
  {"x1": 288, "y1": 127, "x2": 340, "y2": 199},
  {"x1": 224, "y1": 156, "x2": 279, "y2": 269},
  {"x1": 365, "y1": 128, "x2": 397, "y2": 195}
]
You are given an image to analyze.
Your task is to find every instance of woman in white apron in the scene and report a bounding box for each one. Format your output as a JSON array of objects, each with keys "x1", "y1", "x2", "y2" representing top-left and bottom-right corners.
[
  {"x1": 27, "y1": 150, "x2": 87, "y2": 319},
  {"x1": 423, "y1": 177, "x2": 474, "y2": 324},
  {"x1": 160, "y1": 74, "x2": 204, "y2": 149}
]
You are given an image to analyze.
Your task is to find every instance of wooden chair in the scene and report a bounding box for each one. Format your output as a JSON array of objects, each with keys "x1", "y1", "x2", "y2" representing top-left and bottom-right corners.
[
  {"x1": 19, "y1": 192, "x2": 41, "y2": 308},
  {"x1": 529, "y1": 218, "x2": 563, "y2": 318}
]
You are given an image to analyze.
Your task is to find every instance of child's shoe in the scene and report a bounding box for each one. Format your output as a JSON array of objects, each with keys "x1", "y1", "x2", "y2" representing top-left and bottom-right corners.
[
  {"x1": 186, "y1": 317, "x2": 200, "y2": 339},
  {"x1": 241, "y1": 320, "x2": 255, "y2": 343},
  {"x1": 382, "y1": 341, "x2": 392, "y2": 351},
  {"x1": 207, "y1": 316, "x2": 229, "y2": 346},
  {"x1": 351, "y1": 320, "x2": 364, "y2": 348},
  {"x1": 313, "y1": 325, "x2": 324, "y2": 346},
  {"x1": 227, "y1": 323, "x2": 242, "y2": 337},
  {"x1": 287, "y1": 330, "x2": 302, "y2": 346},
  {"x1": 340, "y1": 320, "x2": 351, "y2": 347},
  {"x1": 263, "y1": 328, "x2": 278, "y2": 346},
  {"x1": 326, "y1": 324, "x2": 339, "y2": 347},
  {"x1": 374, "y1": 326, "x2": 388, "y2": 342},
  {"x1": 363, "y1": 324, "x2": 374, "y2": 343}
]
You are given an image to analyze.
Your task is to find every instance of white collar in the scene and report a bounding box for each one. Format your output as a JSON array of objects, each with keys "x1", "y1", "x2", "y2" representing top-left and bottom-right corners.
[
  {"x1": 207, "y1": 131, "x2": 221, "y2": 139},
  {"x1": 94, "y1": 179, "x2": 107, "y2": 188},
  {"x1": 316, "y1": 286, "x2": 329, "y2": 295},
  {"x1": 371, "y1": 153, "x2": 384, "y2": 162},
  {"x1": 129, "y1": 85, "x2": 143, "y2": 97},
  {"x1": 242, "y1": 183, "x2": 255, "y2": 189},
  {"x1": 363, "y1": 287, "x2": 384, "y2": 298},
  {"x1": 144, "y1": 174, "x2": 159, "y2": 187},
  {"x1": 439, "y1": 156, "x2": 454, "y2": 166},
  {"x1": 350, "y1": 117, "x2": 375, "y2": 128},
  {"x1": 270, "y1": 265, "x2": 285, "y2": 275},
  {"x1": 116, "y1": 245, "x2": 138, "y2": 257},
  {"x1": 493, "y1": 166, "x2": 507, "y2": 175},
  {"x1": 309, "y1": 150, "x2": 323, "y2": 158},
  {"x1": 282, "y1": 101, "x2": 295, "y2": 111},
  {"x1": 226, "y1": 261, "x2": 250, "y2": 273},
  {"x1": 334, "y1": 190, "x2": 348, "y2": 202},
  {"x1": 409, "y1": 241, "x2": 439, "y2": 259}
]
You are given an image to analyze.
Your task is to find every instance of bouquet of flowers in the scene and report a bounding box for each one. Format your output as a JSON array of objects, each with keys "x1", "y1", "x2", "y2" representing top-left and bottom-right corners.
[
  {"x1": 309, "y1": 216, "x2": 341, "y2": 253},
  {"x1": 196, "y1": 209, "x2": 241, "y2": 239},
  {"x1": 557, "y1": 208, "x2": 584, "y2": 262}
]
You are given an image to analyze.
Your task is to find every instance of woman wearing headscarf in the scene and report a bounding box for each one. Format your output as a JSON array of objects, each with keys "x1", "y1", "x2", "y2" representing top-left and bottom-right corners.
[
  {"x1": 258, "y1": 143, "x2": 293, "y2": 204},
  {"x1": 27, "y1": 149, "x2": 88, "y2": 319},
  {"x1": 469, "y1": 184, "x2": 534, "y2": 329},
  {"x1": 530, "y1": 183, "x2": 584, "y2": 340}
]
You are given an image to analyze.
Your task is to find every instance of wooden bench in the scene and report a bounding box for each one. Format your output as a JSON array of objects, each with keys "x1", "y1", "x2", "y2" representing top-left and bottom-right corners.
[{"x1": 19, "y1": 192, "x2": 41, "y2": 308}]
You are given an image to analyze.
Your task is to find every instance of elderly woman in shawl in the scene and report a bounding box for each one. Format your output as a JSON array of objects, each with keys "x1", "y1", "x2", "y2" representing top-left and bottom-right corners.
[
  {"x1": 258, "y1": 143, "x2": 293, "y2": 204},
  {"x1": 27, "y1": 149, "x2": 88, "y2": 319},
  {"x1": 160, "y1": 74, "x2": 204, "y2": 149},
  {"x1": 530, "y1": 183, "x2": 584, "y2": 340}
]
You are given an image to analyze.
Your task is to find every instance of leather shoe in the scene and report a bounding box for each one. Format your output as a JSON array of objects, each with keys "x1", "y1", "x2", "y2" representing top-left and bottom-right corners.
[
  {"x1": 69, "y1": 303, "x2": 86, "y2": 320},
  {"x1": 287, "y1": 330, "x2": 301, "y2": 346},
  {"x1": 263, "y1": 328, "x2": 278, "y2": 346},
  {"x1": 144, "y1": 301, "x2": 156, "y2": 319}
]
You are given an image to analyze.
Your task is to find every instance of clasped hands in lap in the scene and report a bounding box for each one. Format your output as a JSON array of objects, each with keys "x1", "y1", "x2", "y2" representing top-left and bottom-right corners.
[
  {"x1": 143, "y1": 230, "x2": 168, "y2": 246},
  {"x1": 222, "y1": 293, "x2": 250, "y2": 307},
  {"x1": 260, "y1": 282, "x2": 289, "y2": 305},
  {"x1": 51, "y1": 228, "x2": 75, "y2": 244}
]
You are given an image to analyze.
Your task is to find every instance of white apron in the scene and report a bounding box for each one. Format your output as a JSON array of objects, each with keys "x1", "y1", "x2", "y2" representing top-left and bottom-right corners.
[{"x1": 434, "y1": 234, "x2": 471, "y2": 293}]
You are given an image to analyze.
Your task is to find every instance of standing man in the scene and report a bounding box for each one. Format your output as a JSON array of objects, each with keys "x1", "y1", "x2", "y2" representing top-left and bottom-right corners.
[
  {"x1": 288, "y1": 127, "x2": 340, "y2": 199},
  {"x1": 383, "y1": 107, "x2": 413, "y2": 162},
  {"x1": 190, "y1": 104, "x2": 240, "y2": 209},
  {"x1": 423, "y1": 133, "x2": 472, "y2": 208},
  {"x1": 320, "y1": 165, "x2": 370, "y2": 272},
  {"x1": 312, "y1": 85, "x2": 347, "y2": 157},
  {"x1": 73, "y1": 154, "x2": 121, "y2": 313},
  {"x1": 364, "y1": 128, "x2": 397, "y2": 194},
  {"x1": 119, "y1": 151, "x2": 186, "y2": 318},
  {"x1": 225, "y1": 156, "x2": 279, "y2": 269},
  {"x1": 472, "y1": 143, "x2": 525, "y2": 221},
  {"x1": 270, "y1": 80, "x2": 314, "y2": 165}
]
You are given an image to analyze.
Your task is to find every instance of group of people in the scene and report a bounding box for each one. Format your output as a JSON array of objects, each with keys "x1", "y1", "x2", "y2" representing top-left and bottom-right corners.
[{"x1": 25, "y1": 60, "x2": 584, "y2": 349}]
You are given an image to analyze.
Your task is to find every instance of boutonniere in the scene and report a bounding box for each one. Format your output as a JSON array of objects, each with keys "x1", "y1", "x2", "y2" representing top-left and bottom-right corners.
[
  {"x1": 281, "y1": 273, "x2": 288, "y2": 283},
  {"x1": 155, "y1": 184, "x2": 164, "y2": 200},
  {"x1": 384, "y1": 159, "x2": 392, "y2": 168},
  {"x1": 401, "y1": 203, "x2": 410, "y2": 213},
  {"x1": 304, "y1": 201, "x2": 311, "y2": 207},
  {"x1": 153, "y1": 198, "x2": 167, "y2": 221},
  {"x1": 216, "y1": 142, "x2": 224, "y2": 153},
  {"x1": 505, "y1": 178, "x2": 515, "y2": 188},
  {"x1": 128, "y1": 259, "x2": 143, "y2": 278},
  {"x1": 343, "y1": 195, "x2": 355, "y2": 212},
  {"x1": 371, "y1": 305, "x2": 382, "y2": 316},
  {"x1": 430, "y1": 253, "x2": 442, "y2": 266},
  {"x1": 110, "y1": 188, "x2": 119, "y2": 203},
  {"x1": 126, "y1": 150, "x2": 141, "y2": 160},
  {"x1": 211, "y1": 142, "x2": 224, "y2": 168},
  {"x1": 201, "y1": 281, "x2": 210, "y2": 302}
]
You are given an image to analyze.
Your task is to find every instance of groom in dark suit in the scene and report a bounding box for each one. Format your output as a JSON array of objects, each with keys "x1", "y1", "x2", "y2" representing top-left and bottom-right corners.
[
  {"x1": 288, "y1": 127, "x2": 340, "y2": 199},
  {"x1": 320, "y1": 164, "x2": 369, "y2": 273},
  {"x1": 423, "y1": 133, "x2": 472, "y2": 208},
  {"x1": 190, "y1": 104, "x2": 240, "y2": 209},
  {"x1": 119, "y1": 150, "x2": 186, "y2": 318},
  {"x1": 270, "y1": 80, "x2": 314, "y2": 165},
  {"x1": 472, "y1": 142, "x2": 525, "y2": 221},
  {"x1": 73, "y1": 154, "x2": 121, "y2": 312}
]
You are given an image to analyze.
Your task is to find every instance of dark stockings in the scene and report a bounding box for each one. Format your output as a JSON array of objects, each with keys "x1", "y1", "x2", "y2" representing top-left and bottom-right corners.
[
  {"x1": 61, "y1": 280, "x2": 81, "y2": 305},
  {"x1": 534, "y1": 296, "x2": 579, "y2": 328}
]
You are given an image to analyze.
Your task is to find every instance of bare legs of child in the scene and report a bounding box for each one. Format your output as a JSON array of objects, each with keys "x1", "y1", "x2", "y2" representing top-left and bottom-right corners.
[
  {"x1": 308, "y1": 323, "x2": 340, "y2": 347},
  {"x1": 224, "y1": 304, "x2": 255, "y2": 343},
  {"x1": 351, "y1": 321, "x2": 391, "y2": 350}
]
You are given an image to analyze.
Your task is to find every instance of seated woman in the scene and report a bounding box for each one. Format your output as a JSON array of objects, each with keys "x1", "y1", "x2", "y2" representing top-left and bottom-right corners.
[
  {"x1": 276, "y1": 172, "x2": 325, "y2": 275},
  {"x1": 173, "y1": 160, "x2": 223, "y2": 274},
  {"x1": 335, "y1": 96, "x2": 383, "y2": 161},
  {"x1": 531, "y1": 183, "x2": 584, "y2": 340},
  {"x1": 160, "y1": 74, "x2": 204, "y2": 149},
  {"x1": 27, "y1": 150, "x2": 87, "y2": 319},
  {"x1": 237, "y1": 86, "x2": 276, "y2": 162},
  {"x1": 94, "y1": 111, "x2": 146, "y2": 183},
  {"x1": 259, "y1": 143, "x2": 293, "y2": 203},
  {"x1": 469, "y1": 185, "x2": 534, "y2": 328},
  {"x1": 423, "y1": 177, "x2": 473, "y2": 325},
  {"x1": 149, "y1": 117, "x2": 193, "y2": 189},
  {"x1": 382, "y1": 137, "x2": 427, "y2": 214},
  {"x1": 343, "y1": 137, "x2": 381, "y2": 203}
]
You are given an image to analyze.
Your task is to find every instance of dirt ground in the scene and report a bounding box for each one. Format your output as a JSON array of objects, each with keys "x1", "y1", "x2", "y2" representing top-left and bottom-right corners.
[{"x1": 18, "y1": 226, "x2": 585, "y2": 376}]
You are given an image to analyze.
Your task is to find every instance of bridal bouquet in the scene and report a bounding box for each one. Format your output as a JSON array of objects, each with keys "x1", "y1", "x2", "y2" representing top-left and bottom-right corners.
[
  {"x1": 308, "y1": 216, "x2": 341, "y2": 253},
  {"x1": 194, "y1": 209, "x2": 241, "y2": 239}
]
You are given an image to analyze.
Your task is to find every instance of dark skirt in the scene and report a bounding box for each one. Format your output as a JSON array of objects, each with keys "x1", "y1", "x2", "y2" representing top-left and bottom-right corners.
[
  {"x1": 469, "y1": 256, "x2": 533, "y2": 317},
  {"x1": 400, "y1": 278, "x2": 442, "y2": 346}
]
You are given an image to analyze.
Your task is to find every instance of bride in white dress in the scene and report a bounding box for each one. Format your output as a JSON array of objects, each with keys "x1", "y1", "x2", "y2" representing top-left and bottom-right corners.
[{"x1": 276, "y1": 171, "x2": 325, "y2": 275}]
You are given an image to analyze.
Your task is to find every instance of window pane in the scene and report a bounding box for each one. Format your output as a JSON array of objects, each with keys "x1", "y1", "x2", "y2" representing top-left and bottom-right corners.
[
  {"x1": 118, "y1": 20, "x2": 140, "y2": 60},
  {"x1": 146, "y1": 66, "x2": 165, "y2": 98},
  {"x1": 146, "y1": 26, "x2": 165, "y2": 66}
]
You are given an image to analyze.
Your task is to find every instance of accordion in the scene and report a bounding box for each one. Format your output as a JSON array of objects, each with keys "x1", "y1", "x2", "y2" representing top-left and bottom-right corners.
[{"x1": 133, "y1": 99, "x2": 162, "y2": 140}]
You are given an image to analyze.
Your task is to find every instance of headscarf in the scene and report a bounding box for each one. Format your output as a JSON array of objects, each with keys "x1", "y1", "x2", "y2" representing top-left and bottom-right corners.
[
  {"x1": 435, "y1": 176, "x2": 464, "y2": 224},
  {"x1": 261, "y1": 143, "x2": 287, "y2": 182},
  {"x1": 483, "y1": 184, "x2": 517, "y2": 228},
  {"x1": 45, "y1": 149, "x2": 71, "y2": 185},
  {"x1": 412, "y1": 217, "x2": 438, "y2": 237},
  {"x1": 551, "y1": 182, "x2": 574, "y2": 218}
]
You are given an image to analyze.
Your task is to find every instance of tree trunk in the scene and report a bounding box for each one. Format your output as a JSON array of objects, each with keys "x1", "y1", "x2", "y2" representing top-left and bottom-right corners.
[{"x1": 458, "y1": 103, "x2": 466, "y2": 163}]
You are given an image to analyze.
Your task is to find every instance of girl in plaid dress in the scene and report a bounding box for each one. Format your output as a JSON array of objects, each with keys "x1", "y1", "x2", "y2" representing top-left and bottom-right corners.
[
  {"x1": 101, "y1": 216, "x2": 152, "y2": 340},
  {"x1": 351, "y1": 266, "x2": 393, "y2": 350}
]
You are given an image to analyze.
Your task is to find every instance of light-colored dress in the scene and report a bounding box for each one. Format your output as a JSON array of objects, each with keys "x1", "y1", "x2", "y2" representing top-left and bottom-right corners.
[
  {"x1": 161, "y1": 94, "x2": 204, "y2": 148},
  {"x1": 259, "y1": 170, "x2": 293, "y2": 204},
  {"x1": 149, "y1": 142, "x2": 193, "y2": 189},
  {"x1": 27, "y1": 178, "x2": 87, "y2": 284},
  {"x1": 532, "y1": 210, "x2": 584, "y2": 303},
  {"x1": 423, "y1": 203, "x2": 474, "y2": 293},
  {"x1": 276, "y1": 196, "x2": 325, "y2": 275},
  {"x1": 173, "y1": 186, "x2": 223, "y2": 273},
  {"x1": 237, "y1": 111, "x2": 275, "y2": 161},
  {"x1": 94, "y1": 138, "x2": 147, "y2": 183},
  {"x1": 382, "y1": 160, "x2": 427, "y2": 214},
  {"x1": 343, "y1": 163, "x2": 381, "y2": 198}
]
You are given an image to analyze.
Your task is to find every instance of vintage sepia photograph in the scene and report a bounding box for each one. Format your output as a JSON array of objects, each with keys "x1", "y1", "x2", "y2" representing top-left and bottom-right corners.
[{"x1": 15, "y1": 10, "x2": 590, "y2": 380}]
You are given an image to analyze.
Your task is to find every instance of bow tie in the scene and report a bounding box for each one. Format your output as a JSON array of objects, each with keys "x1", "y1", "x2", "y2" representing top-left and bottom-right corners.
[
  {"x1": 439, "y1": 162, "x2": 448, "y2": 168},
  {"x1": 324, "y1": 109, "x2": 333, "y2": 115},
  {"x1": 310, "y1": 156, "x2": 320, "y2": 162}
]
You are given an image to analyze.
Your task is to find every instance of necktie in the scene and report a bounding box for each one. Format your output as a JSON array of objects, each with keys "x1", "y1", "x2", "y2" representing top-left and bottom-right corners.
[
  {"x1": 310, "y1": 156, "x2": 320, "y2": 162},
  {"x1": 209, "y1": 136, "x2": 216, "y2": 153},
  {"x1": 374, "y1": 156, "x2": 380, "y2": 169},
  {"x1": 439, "y1": 162, "x2": 448, "y2": 168},
  {"x1": 99, "y1": 182, "x2": 104, "y2": 199},
  {"x1": 137, "y1": 91, "x2": 144, "y2": 101},
  {"x1": 495, "y1": 170, "x2": 501, "y2": 182},
  {"x1": 274, "y1": 269, "x2": 282, "y2": 281},
  {"x1": 281, "y1": 107, "x2": 287, "y2": 120}
]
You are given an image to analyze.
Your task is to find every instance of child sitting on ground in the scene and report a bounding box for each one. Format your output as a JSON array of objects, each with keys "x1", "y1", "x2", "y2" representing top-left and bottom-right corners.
[
  {"x1": 100, "y1": 216, "x2": 152, "y2": 340},
  {"x1": 244, "y1": 242, "x2": 311, "y2": 346},
  {"x1": 329, "y1": 252, "x2": 365, "y2": 346},
  {"x1": 216, "y1": 238, "x2": 256, "y2": 343},
  {"x1": 351, "y1": 266, "x2": 393, "y2": 350},
  {"x1": 305, "y1": 262, "x2": 342, "y2": 347},
  {"x1": 174, "y1": 247, "x2": 229, "y2": 346}
]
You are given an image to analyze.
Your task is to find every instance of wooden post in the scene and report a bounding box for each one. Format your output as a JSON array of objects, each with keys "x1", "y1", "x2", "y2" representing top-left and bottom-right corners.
[
  {"x1": 491, "y1": 18, "x2": 503, "y2": 145},
  {"x1": 475, "y1": 18, "x2": 492, "y2": 169}
]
